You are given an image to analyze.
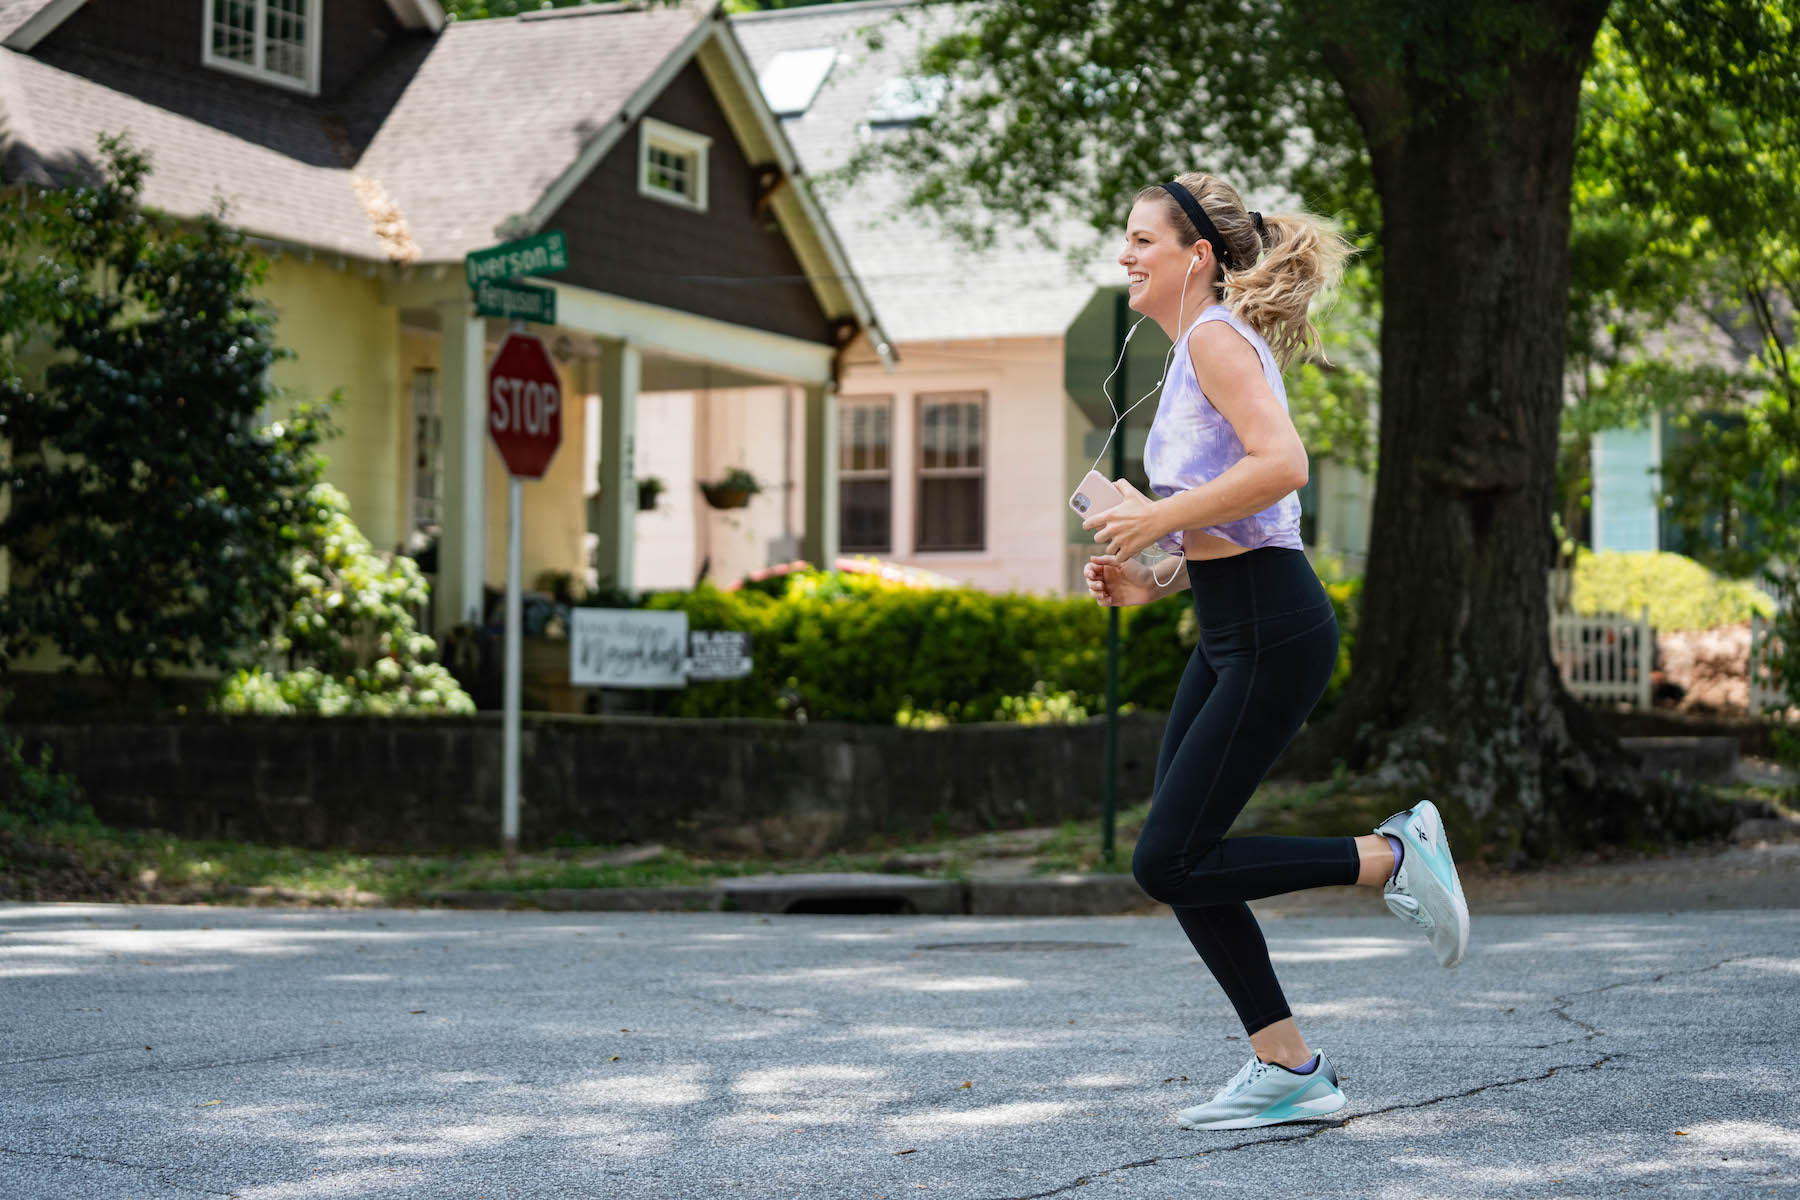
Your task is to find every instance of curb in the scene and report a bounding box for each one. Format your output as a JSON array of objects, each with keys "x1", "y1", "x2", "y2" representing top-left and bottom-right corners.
[{"x1": 422, "y1": 874, "x2": 1149, "y2": 916}]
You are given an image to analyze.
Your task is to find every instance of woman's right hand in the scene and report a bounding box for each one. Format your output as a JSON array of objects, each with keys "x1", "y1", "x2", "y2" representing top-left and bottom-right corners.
[{"x1": 1084, "y1": 554, "x2": 1160, "y2": 607}]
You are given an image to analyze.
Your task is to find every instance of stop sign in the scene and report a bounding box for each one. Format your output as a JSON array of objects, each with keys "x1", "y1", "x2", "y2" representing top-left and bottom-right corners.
[{"x1": 487, "y1": 331, "x2": 562, "y2": 478}]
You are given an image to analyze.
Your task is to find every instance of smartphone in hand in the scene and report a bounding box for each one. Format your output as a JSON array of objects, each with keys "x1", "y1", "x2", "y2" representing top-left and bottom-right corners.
[{"x1": 1069, "y1": 470, "x2": 1125, "y2": 519}]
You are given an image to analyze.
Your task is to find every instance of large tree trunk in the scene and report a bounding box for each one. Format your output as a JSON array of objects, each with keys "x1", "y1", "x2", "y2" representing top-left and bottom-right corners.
[{"x1": 1305, "y1": 3, "x2": 1721, "y2": 859}]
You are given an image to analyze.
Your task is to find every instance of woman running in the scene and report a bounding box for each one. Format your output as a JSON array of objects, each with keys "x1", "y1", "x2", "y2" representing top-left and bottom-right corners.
[{"x1": 1082, "y1": 173, "x2": 1471, "y2": 1131}]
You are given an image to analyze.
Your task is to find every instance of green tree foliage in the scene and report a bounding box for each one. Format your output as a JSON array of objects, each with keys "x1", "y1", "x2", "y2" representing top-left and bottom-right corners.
[
  {"x1": 839, "y1": 0, "x2": 1787, "y2": 856},
  {"x1": 0, "y1": 138, "x2": 329, "y2": 700},
  {"x1": 1573, "y1": 2, "x2": 1799, "y2": 715},
  {"x1": 213, "y1": 484, "x2": 474, "y2": 716}
]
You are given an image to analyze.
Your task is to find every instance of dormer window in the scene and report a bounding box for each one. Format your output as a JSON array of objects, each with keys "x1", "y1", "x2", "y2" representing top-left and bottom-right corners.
[
  {"x1": 638, "y1": 118, "x2": 710, "y2": 212},
  {"x1": 203, "y1": 0, "x2": 320, "y2": 94}
]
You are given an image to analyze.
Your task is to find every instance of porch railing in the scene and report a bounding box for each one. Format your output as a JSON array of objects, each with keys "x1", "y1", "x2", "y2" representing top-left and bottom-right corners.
[
  {"x1": 1749, "y1": 613, "x2": 1788, "y2": 717},
  {"x1": 1550, "y1": 606, "x2": 1652, "y2": 710}
]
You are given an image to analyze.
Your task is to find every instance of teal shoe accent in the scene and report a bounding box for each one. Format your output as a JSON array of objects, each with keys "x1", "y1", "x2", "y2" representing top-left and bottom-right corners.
[{"x1": 1178, "y1": 1050, "x2": 1349, "y2": 1130}]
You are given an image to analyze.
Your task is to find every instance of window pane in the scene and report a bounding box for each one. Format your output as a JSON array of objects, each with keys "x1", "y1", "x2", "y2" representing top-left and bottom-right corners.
[
  {"x1": 838, "y1": 410, "x2": 856, "y2": 471},
  {"x1": 648, "y1": 146, "x2": 694, "y2": 198},
  {"x1": 921, "y1": 405, "x2": 941, "y2": 469},
  {"x1": 963, "y1": 403, "x2": 982, "y2": 467},
  {"x1": 918, "y1": 476, "x2": 983, "y2": 552},
  {"x1": 872, "y1": 407, "x2": 890, "y2": 470},
  {"x1": 212, "y1": 0, "x2": 256, "y2": 63},
  {"x1": 264, "y1": 0, "x2": 307, "y2": 79},
  {"x1": 841, "y1": 478, "x2": 891, "y2": 553}
]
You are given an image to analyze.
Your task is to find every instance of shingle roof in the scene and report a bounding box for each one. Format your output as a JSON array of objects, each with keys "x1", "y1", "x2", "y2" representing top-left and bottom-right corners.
[
  {"x1": 0, "y1": 43, "x2": 387, "y2": 258},
  {"x1": 355, "y1": 2, "x2": 711, "y2": 258},
  {"x1": 0, "y1": 0, "x2": 50, "y2": 44},
  {"x1": 732, "y1": 0, "x2": 1114, "y2": 343},
  {"x1": 0, "y1": 1, "x2": 729, "y2": 263}
]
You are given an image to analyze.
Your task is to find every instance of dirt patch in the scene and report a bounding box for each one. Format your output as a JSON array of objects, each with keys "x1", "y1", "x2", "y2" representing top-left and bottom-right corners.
[{"x1": 0, "y1": 828, "x2": 140, "y2": 903}]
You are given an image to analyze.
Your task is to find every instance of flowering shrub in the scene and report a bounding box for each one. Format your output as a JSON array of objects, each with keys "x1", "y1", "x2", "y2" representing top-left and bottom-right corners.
[
  {"x1": 213, "y1": 484, "x2": 473, "y2": 716},
  {"x1": 1571, "y1": 550, "x2": 1774, "y2": 631}
]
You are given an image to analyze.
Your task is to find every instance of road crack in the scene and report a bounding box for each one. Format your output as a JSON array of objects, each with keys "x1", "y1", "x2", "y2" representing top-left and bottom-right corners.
[
  {"x1": 22, "y1": 1043, "x2": 351, "y2": 1089},
  {"x1": 988, "y1": 954, "x2": 1751, "y2": 1198},
  {"x1": 980, "y1": 1054, "x2": 1618, "y2": 1200},
  {"x1": 0, "y1": 1146, "x2": 237, "y2": 1197},
  {"x1": 1531, "y1": 955, "x2": 1748, "y2": 1049}
]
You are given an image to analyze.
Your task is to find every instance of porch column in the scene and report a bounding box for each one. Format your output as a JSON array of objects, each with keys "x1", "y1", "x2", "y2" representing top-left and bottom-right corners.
[
  {"x1": 802, "y1": 381, "x2": 839, "y2": 567},
  {"x1": 594, "y1": 337, "x2": 641, "y2": 594},
  {"x1": 436, "y1": 298, "x2": 487, "y2": 628}
]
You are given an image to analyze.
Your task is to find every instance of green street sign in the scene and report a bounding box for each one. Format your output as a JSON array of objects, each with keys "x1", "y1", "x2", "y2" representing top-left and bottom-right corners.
[
  {"x1": 464, "y1": 229, "x2": 569, "y2": 289},
  {"x1": 474, "y1": 278, "x2": 556, "y2": 324}
]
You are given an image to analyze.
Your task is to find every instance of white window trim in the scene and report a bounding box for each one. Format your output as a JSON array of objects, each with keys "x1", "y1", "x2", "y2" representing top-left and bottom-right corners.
[
  {"x1": 201, "y1": 0, "x2": 323, "y2": 96},
  {"x1": 638, "y1": 117, "x2": 711, "y2": 213}
]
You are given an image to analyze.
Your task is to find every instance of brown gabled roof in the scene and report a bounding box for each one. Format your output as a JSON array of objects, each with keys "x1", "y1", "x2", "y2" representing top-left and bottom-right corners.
[
  {"x1": 0, "y1": 0, "x2": 888, "y2": 347},
  {"x1": 0, "y1": 1, "x2": 710, "y2": 262},
  {"x1": 0, "y1": 43, "x2": 388, "y2": 259},
  {"x1": 355, "y1": 2, "x2": 713, "y2": 260}
]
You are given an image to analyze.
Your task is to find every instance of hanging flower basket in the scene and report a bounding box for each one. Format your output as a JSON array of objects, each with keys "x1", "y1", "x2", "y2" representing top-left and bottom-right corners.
[
  {"x1": 701, "y1": 485, "x2": 752, "y2": 510},
  {"x1": 699, "y1": 468, "x2": 762, "y2": 511}
]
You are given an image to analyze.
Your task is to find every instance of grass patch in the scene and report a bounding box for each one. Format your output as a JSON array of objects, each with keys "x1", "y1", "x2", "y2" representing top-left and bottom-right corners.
[{"x1": 0, "y1": 819, "x2": 975, "y2": 907}]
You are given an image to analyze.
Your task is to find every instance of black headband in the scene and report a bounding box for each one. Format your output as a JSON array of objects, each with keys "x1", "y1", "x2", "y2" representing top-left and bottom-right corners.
[{"x1": 1159, "y1": 181, "x2": 1260, "y2": 271}]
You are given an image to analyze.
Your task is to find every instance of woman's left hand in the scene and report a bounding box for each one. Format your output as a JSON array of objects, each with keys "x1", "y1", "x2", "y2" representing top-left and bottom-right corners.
[{"x1": 1082, "y1": 479, "x2": 1163, "y2": 561}]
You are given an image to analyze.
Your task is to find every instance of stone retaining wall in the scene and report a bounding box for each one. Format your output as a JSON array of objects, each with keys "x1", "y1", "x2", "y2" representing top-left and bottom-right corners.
[{"x1": 12, "y1": 714, "x2": 1169, "y2": 856}]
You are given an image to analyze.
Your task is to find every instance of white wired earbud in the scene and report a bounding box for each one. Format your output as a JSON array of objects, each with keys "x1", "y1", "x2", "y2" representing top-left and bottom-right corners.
[{"x1": 1086, "y1": 253, "x2": 1203, "y2": 589}]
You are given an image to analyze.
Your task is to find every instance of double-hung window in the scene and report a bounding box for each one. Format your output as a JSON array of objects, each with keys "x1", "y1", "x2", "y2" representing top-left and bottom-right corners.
[
  {"x1": 838, "y1": 398, "x2": 893, "y2": 554},
  {"x1": 916, "y1": 393, "x2": 985, "y2": 552},
  {"x1": 639, "y1": 118, "x2": 711, "y2": 212},
  {"x1": 204, "y1": 0, "x2": 320, "y2": 94}
]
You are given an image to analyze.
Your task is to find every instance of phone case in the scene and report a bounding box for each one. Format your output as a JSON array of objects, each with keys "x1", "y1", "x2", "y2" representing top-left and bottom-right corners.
[{"x1": 1069, "y1": 470, "x2": 1125, "y2": 518}]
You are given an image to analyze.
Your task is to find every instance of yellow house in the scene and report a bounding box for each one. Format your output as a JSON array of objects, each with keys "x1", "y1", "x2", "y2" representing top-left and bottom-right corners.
[{"x1": 0, "y1": 0, "x2": 891, "y2": 651}]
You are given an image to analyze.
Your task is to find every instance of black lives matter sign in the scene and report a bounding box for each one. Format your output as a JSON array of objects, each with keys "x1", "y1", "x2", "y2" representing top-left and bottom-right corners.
[{"x1": 687, "y1": 631, "x2": 752, "y2": 681}]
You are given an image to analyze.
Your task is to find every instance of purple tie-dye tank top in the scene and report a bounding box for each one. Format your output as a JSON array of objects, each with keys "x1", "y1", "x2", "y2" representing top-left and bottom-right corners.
[{"x1": 1142, "y1": 304, "x2": 1304, "y2": 556}]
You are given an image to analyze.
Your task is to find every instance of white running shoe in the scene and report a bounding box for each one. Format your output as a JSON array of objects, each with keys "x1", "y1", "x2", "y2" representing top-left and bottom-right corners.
[
  {"x1": 1176, "y1": 1050, "x2": 1348, "y2": 1130},
  {"x1": 1375, "y1": 799, "x2": 1471, "y2": 968}
]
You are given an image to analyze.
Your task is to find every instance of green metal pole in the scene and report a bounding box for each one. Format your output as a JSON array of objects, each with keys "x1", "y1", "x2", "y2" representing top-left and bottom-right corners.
[{"x1": 1102, "y1": 291, "x2": 1129, "y2": 866}]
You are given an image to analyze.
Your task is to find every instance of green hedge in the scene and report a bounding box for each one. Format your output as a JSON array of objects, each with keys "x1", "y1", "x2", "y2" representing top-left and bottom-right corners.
[
  {"x1": 1571, "y1": 550, "x2": 1774, "y2": 630},
  {"x1": 642, "y1": 569, "x2": 1188, "y2": 724},
  {"x1": 638, "y1": 566, "x2": 1361, "y2": 725}
]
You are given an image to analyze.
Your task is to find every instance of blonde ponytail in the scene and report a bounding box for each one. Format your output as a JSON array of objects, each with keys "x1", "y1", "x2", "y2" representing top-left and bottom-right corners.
[{"x1": 1138, "y1": 172, "x2": 1355, "y2": 369}]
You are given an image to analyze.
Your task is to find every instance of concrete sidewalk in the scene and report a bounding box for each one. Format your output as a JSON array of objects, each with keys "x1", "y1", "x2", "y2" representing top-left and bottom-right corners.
[{"x1": 2, "y1": 903, "x2": 1797, "y2": 1199}]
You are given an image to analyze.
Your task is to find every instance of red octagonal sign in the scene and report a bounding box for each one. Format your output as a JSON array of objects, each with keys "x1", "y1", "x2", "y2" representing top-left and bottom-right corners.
[{"x1": 487, "y1": 331, "x2": 562, "y2": 478}]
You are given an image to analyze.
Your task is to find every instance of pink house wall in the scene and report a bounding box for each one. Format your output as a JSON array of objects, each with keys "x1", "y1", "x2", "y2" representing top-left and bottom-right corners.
[{"x1": 624, "y1": 336, "x2": 1084, "y2": 597}]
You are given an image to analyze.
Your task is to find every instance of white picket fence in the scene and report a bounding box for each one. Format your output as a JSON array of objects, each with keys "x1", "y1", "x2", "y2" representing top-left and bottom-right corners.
[
  {"x1": 1550, "y1": 606, "x2": 1653, "y2": 710},
  {"x1": 1749, "y1": 613, "x2": 1787, "y2": 717}
]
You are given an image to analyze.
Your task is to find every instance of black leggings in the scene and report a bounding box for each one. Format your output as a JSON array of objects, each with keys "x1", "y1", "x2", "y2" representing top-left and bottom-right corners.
[{"x1": 1131, "y1": 547, "x2": 1359, "y2": 1036}]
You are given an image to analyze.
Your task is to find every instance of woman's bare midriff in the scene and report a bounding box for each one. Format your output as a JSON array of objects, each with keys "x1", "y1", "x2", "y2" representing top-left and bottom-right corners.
[{"x1": 1180, "y1": 528, "x2": 1254, "y2": 561}]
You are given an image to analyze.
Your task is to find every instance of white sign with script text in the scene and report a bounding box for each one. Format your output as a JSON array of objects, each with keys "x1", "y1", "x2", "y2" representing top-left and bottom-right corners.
[{"x1": 569, "y1": 609, "x2": 689, "y2": 689}]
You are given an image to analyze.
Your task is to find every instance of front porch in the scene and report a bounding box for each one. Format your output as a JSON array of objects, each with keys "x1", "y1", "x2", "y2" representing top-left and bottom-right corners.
[{"x1": 386, "y1": 271, "x2": 846, "y2": 635}]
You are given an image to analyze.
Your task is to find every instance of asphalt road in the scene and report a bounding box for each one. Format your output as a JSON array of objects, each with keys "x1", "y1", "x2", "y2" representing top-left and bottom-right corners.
[{"x1": 2, "y1": 902, "x2": 1797, "y2": 1199}]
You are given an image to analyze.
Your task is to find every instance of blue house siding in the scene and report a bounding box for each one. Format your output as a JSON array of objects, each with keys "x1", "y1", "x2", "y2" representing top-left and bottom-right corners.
[{"x1": 1592, "y1": 414, "x2": 1661, "y2": 552}]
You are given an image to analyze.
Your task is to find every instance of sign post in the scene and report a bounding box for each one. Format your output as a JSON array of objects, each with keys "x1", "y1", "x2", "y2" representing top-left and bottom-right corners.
[
  {"x1": 486, "y1": 330, "x2": 563, "y2": 863},
  {"x1": 466, "y1": 227, "x2": 567, "y2": 862}
]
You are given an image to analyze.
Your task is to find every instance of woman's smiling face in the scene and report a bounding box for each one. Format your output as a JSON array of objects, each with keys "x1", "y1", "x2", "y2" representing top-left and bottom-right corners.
[{"x1": 1118, "y1": 196, "x2": 1201, "y2": 322}]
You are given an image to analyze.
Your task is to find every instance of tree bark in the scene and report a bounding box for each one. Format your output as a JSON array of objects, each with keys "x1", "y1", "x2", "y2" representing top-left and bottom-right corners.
[{"x1": 1301, "y1": 2, "x2": 1722, "y2": 858}]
